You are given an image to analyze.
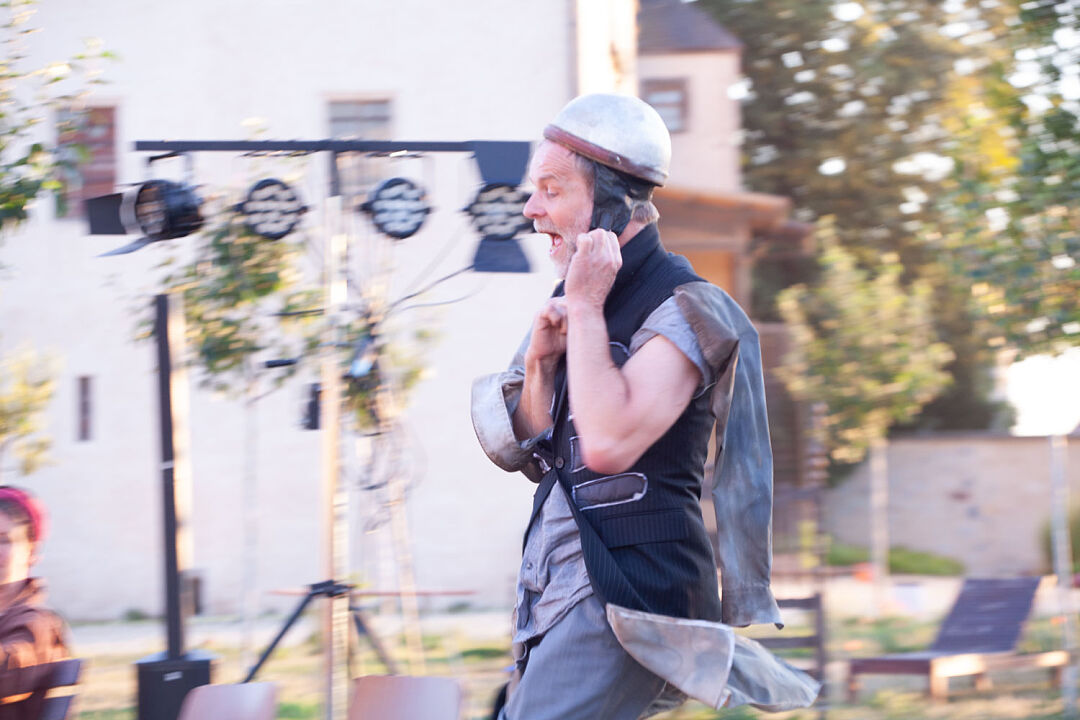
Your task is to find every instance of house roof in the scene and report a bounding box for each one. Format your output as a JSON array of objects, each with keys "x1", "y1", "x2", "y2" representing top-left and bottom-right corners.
[
  {"x1": 638, "y1": 0, "x2": 742, "y2": 55},
  {"x1": 653, "y1": 186, "x2": 814, "y2": 255}
]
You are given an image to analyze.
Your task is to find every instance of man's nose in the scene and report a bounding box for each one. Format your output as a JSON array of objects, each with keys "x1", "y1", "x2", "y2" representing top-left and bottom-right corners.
[{"x1": 522, "y1": 191, "x2": 542, "y2": 220}]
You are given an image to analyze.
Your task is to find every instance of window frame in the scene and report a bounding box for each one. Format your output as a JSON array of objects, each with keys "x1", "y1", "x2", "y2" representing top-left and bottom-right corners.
[
  {"x1": 56, "y1": 105, "x2": 118, "y2": 219},
  {"x1": 641, "y1": 78, "x2": 690, "y2": 134}
]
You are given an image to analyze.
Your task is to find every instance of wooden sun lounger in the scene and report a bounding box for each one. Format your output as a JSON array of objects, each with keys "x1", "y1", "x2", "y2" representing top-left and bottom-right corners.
[{"x1": 847, "y1": 577, "x2": 1068, "y2": 701}]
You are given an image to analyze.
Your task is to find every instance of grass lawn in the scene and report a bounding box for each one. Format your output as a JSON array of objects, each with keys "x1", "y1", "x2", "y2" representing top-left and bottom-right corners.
[{"x1": 68, "y1": 612, "x2": 1071, "y2": 719}]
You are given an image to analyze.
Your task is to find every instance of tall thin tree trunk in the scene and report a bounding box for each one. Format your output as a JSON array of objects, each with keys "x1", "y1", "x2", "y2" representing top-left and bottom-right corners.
[
  {"x1": 869, "y1": 437, "x2": 889, "y2": 616},
  {"x1": 1050, "y1": 434, "x2": 1077, "y2": 718}
]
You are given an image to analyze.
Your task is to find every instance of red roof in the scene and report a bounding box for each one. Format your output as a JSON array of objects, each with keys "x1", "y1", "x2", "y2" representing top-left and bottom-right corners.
[{"x1": 639, "y1": 0, "x2": 742, "y2": 55}]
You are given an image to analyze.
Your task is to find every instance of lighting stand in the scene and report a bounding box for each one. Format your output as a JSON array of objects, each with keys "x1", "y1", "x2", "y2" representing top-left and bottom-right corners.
[{"x1": 242, "y1": 580, "x2": 399, "y2": 683}]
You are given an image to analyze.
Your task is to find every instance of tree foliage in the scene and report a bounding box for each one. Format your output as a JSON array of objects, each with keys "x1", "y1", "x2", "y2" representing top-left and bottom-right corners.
[
  {"x1": 0, "y1": 1, "x2": 109, "y2": 229},
  {"x1": 164, "y1": 189, "x2": 434, "y2": 432},
  {"x1": 0, "y1": 344, "x2": 55, "y2": 480},
  {"x1": 699, "y1": 0, "x2": 983, "y2": 256},
  {"x1": 937, "y1": 0, "x2": 1080, "y2": 358},
  {"x1": 163, "y1": 200, "x2": 319, "y2": 395},
  {"x1": 777, "y1": 219, "x2": 953, "y2": 464},
  {"x1": 699, "y1": 0, "x2": 1017, "y2": 432},
  {"x1": 0, "y1": 0, "x2": 109, "y2": 479}
]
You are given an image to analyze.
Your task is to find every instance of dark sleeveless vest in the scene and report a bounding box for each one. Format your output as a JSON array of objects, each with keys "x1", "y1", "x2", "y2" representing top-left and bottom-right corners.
[{"x1": 527, "y1": 224, "x2": 724, "y2": 622}]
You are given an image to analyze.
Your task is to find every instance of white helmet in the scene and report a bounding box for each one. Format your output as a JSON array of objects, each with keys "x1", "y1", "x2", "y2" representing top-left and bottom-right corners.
[{"x1": 544, "y1": 93, "x2": 671, "y2": 186}]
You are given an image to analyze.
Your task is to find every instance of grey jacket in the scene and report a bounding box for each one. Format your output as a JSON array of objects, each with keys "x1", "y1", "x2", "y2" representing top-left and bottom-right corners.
[
  {"x1": 471, "y1": 281, "x2": 821, "y2": 711},
  {"x1": 471, "y1": 281, "x2": 781, "y2": 628}
]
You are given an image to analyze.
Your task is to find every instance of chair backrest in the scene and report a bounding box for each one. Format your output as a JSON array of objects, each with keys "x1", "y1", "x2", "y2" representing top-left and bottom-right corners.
[
  {"x1": 349, "y1": 675, "x2": 462, "y2": 720},
  {"x1": 39, "y1": 658, "x2": 83, "y2": 720},
  {"x1": 931, "y1": 577, "x2": 1041, "y2": 654},
  {"x1": 0, "y1": 657, "x2": 83, "y2": 720},
  {"x1": 756, "y1": 594, "x2": 827, "y2": 682},
  {"x1": 176, "y1": 682, "x2": 277, "y2": 720}
]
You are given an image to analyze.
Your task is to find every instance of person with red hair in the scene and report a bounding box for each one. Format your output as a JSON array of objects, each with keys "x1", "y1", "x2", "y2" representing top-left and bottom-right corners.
[{"x1": 0, "y1": 486, "x2": 69, "y2": 714}]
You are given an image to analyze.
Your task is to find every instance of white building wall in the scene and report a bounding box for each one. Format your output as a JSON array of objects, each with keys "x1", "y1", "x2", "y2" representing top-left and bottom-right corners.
[{"x1": 1, "y1": 0, "x2": 637, "y2": 620}]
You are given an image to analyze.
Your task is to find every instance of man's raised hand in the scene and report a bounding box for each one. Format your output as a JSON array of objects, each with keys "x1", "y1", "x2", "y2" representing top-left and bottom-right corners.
[
  {"x1": 525, "y1": 297, "x2": 568, "y2": 370},
  {"x1": 565, "y1": 229, "x2": 622, "y2": 309}
]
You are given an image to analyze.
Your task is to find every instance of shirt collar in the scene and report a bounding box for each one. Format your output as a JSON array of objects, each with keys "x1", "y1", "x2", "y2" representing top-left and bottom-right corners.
[{"x1": 608, "y1": 223, "x2": 661, "y2": 300}]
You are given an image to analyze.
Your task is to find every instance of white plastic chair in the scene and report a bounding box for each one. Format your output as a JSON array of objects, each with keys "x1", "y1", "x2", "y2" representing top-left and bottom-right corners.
[
  {"x1": 348, "y1": 675, "x2": 462, "y2": 720},
  {"x1": 176, "y1": 681, "x2": 277, "y2": 720}
]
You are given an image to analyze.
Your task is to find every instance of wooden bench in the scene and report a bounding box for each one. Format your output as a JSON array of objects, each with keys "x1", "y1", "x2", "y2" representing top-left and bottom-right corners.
[{"x1": 0, "y1": 658, "x2": 83, "y2": 720}]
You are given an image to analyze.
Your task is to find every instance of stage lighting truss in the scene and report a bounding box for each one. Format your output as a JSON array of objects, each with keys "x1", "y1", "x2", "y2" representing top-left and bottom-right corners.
[
  {"x1": 464, "y1": 183, "x2": 532, "y2": 241},
  {"x1": 359, "y1": 177, "x2": 431, "y2": 240},
  {"x1": 237, "y1": 178, "x2": 308, "y2": 240}
]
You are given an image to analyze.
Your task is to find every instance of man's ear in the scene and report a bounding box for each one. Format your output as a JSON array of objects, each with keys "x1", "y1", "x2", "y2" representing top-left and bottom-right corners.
[{"x1": 28, "y1": 543, "x2": 40, "y2": 568}]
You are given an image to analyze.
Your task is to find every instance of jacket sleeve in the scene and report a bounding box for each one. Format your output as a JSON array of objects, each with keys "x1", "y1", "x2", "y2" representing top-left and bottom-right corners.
[
  {"x1": 470, "y1": 335, "x2": 548, "y2": 484},
  {"x1": 675, "y1": 283, "x2": 782, "y2": 628},
  {"x1": 0, "y1": 607, "x2": 69, "y2": 699}
]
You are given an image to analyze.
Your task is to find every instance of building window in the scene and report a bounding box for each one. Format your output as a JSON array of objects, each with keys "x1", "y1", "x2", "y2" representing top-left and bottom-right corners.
[
  {"x1": 56, "y1": 106, "x2": 117, "y2": 218},
  {"x1": 77, "y1": 376, "x2": 93, "y2": 442},
  {"x1": 328, "y1": 99, "x2": 392, "y2": 202},
  {"x1": 642, "y1": 79, "x2": 689, "y2": 134}
]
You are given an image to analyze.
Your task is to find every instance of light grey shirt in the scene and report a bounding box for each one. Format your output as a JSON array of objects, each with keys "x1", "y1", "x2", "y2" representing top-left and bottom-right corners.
[{"x1": 512, "y1": 295, "x2": 713, "y2": 644}]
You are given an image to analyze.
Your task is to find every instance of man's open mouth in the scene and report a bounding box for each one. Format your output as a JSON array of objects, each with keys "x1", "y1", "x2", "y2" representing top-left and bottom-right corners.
[{"x1": 544, "y1": 232, "x2": 563, "y2": 255}]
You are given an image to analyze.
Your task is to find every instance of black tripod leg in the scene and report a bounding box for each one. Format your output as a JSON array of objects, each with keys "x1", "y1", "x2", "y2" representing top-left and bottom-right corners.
[
  {"x1": 350, "y1": 605, "x2": 399, "y2": 675},
  {"x1": 244, "y1": 590, "x2": 317, "y2": 682}
]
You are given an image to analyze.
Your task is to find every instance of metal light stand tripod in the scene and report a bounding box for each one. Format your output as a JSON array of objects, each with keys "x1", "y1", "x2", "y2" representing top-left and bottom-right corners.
[{"x1": 242, "y1": 580, "x2": 399, "y2": 682}]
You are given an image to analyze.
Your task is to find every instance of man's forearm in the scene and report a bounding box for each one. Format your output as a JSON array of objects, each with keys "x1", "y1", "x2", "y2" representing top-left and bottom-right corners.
[
  {"x1": 512, "y1": 355, "x2": 558, "y2": 440},
  {"x1": 566, "y1": 301, "x2": 630, "y2": 451}
]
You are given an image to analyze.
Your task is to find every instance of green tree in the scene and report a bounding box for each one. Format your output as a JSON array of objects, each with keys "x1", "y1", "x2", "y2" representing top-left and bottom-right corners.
[
  {"x1": 164, "y1": 201, "x2": 317, "y2": 396},
  {"x1": 0, "y1": 0, "x2": 108, "y2": 480},
  {"x1": 938, "y1": 0, "x2": 1080, "y2": 358},
  {"x1": 777, "y1": 219, "x2": 953, "y2": 464},
  {"x1": 0, "y1": 345, "x2": 54, "y2": 481},
  {"x1": 163, "y1": 195, "x2": 432, "y2": 431},
  {"x1": 699, "y1": 0, "x2": 1015, "y2": 430}
]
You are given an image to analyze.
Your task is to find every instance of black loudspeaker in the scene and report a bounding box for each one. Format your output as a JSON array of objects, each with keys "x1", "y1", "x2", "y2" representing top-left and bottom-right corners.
[{"x1": 135, "y1": 650, "x2": 214, "y2": 720}]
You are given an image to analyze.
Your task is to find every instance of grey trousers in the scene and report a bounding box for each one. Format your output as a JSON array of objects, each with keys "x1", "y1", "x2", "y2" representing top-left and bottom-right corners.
[{"x1": 500, "y1": 595, "x2": 685, "y2": 720}]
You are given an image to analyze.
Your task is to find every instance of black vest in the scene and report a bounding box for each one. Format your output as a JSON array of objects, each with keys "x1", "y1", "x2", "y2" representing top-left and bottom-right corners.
[{"x1": 528, "y1": 224, "x2": 724, "y2": 622}]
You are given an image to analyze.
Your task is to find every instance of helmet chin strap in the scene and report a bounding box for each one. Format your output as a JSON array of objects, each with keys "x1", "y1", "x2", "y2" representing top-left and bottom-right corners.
[{"x1": 590, "y1": 161, "x2": 636, "y2": 235}]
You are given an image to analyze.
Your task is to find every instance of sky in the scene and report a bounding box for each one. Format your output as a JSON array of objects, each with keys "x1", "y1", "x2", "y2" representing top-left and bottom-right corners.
[{"x1": 1004, "y1": 346, "x2": 1080, "y2": 435}]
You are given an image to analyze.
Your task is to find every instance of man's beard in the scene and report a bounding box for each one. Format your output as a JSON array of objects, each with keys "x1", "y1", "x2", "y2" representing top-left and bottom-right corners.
[{"x1": 553, "y1": 236, "x2": 577, "y2": 279}]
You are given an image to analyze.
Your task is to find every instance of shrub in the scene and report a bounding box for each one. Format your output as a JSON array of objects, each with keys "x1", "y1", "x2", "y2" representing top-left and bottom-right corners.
[
  {"x1": 826, "y1": 540, "x2": 964, "y2": 575},
  {"x1": 888, "y1": 546, "x2": 964, "y2": 576},
  {"x1": 1040, "y1": 508, "x2": 1080, "y2": 574},
  {"x1": 826, "y1": 540, "x2": 869, "y2": 566}
]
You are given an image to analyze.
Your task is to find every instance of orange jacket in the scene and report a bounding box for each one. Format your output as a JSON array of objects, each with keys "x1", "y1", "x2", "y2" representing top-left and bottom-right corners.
[{"x1": 0, "y1": 579, "x2": 70, "y2": 719}]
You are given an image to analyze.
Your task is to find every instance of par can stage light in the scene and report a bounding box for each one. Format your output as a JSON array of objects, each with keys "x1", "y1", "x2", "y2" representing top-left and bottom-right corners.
[
  {"x1": 465, "y1": 184, "x2": 532, "y2": 241},
  {"x1": 120, "y1": 179, "x2": 204, "y2": 241},
  {"x1": 359, "y1": 177, "x2": 431, "y2": 240},
  {"x1": 238, "y1": 178, "x2": 307, "y2": 240}
]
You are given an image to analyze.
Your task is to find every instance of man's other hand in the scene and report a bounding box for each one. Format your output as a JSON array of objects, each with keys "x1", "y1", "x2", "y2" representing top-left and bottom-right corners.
[
  {"x1": 525, "y1": 297, "x2": 568, "y2": 369},
  {"x1": 565, "y1": 229, "x2": 621, "y2": 309}
]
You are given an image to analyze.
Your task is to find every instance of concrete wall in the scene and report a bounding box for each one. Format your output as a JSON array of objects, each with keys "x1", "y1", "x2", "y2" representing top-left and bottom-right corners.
[
  {"x1": 824, "y1": 434, "x2": 1080, "y2": 575},
  {"x1": 1, "y1": 0, "x2": 643, "y2": 620}
]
